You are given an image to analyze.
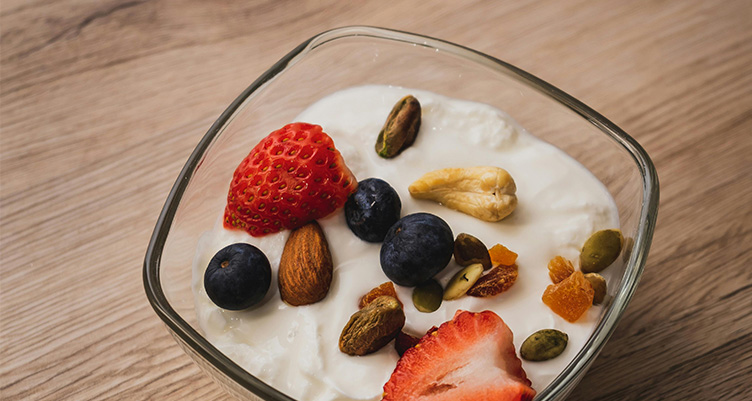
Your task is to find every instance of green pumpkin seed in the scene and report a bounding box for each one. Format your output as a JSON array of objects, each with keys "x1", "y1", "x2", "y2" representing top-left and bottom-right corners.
[
  {"x1": 412, "y1": 280, "x2": 443, "y2": 313},
  {"x1": 453, "y1": 233, "x2": 492, "y2": 269},
  {"x1": 580, "y1": 229, "x2": 623, "y2": 273},
  {"x1": 443, "y1": 264, "x2": 484, "y2": 300},
  {"x1": 520, "y1": 329, "x2": 568, "y2": 361},
  {"x1": 584, "y1": 273, "x2": 607, "y2": 305}
]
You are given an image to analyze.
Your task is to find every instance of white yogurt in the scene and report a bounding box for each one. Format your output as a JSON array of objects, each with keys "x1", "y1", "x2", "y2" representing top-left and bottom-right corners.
[{"x1": 191, "y1": 86, "x2": 618, "y2": 401}]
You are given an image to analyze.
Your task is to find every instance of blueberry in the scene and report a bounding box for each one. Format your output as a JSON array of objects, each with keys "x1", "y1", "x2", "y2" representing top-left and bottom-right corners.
[
  {"x1": 380, "y1": 213, "x2": 454, "y2": 286},
  {"x1": 204, "y1": 243, "x2": 271, "y2": 310},
  {"x1": 345, "y1": 178, "x2": 402, "y2": 242}
]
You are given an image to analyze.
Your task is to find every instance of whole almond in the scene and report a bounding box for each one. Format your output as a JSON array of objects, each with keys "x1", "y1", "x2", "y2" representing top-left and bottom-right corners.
[
  {"x1": 339, "y1": 296, "x2": 405, "y2": 356},
  {"x1": 278, "y1": 221, "x2": 333, "y2": 306}
]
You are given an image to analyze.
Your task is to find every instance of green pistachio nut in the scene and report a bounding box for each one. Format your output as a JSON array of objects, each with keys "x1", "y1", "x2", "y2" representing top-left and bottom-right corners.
[
  {"x1": 375, "y1": 95, "x2": 421, "y2": 158},
  {"x1": 443, "y1": 264, "x2": 484, "y2": 300}
]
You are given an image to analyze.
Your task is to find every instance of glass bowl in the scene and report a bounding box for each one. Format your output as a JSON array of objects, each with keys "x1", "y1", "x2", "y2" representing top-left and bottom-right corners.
[{"x1": 144, "y1": 26, "x2": 658, "y2": 401}]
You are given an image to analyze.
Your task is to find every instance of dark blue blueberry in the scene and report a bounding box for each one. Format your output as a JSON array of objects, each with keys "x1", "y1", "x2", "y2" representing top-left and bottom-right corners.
[
  {"x1": 380, "y1": 213, "x2": 454, "y2": 286},
  {"x1": 204, "y1": 243, "x2": 271, "y2": 310},
  {"x1": 345, "y1": 178, "x2": 402, "y2": 243}
]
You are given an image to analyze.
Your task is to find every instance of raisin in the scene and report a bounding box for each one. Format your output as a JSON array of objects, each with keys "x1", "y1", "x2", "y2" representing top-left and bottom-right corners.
[{"x1": 467, "y1": 264, "x2": 518, "y2": 297}]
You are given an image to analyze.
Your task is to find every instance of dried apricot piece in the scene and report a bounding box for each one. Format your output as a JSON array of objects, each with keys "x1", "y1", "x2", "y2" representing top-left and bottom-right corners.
[
  {"x1": 542, "y1": 271, "x2": 594, "y2": 322},
  {"x1": 359, "y1": 282, "x2": 402, "y2": 309},
  {"x1": 548, "y1": 256, "x2": 575, "y2": 283},
  {"x1": 467, "y1": 264, "x2": 518, "y2": 297},
  {"x1": 489, "y1": 243, "x2": 518, "y2": 266}
]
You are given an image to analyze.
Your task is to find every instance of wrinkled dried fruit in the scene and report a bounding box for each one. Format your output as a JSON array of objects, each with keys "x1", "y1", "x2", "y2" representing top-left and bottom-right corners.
[
  {"x1": 520, "y1": 329, "x2": 568, "y2": 361},
  {"x1": 548, "y1": 256, "x2": 575, "y2": 284},
  {"x1": 412, "y1": 279, "x2": 443, "y2": 312},
  {"x1": 454, "y1": 233, "x2": 492, "y2": 269},
  {"x1": 489, "y1": 243, "x2": 518, "y2": 267},
  {"x1": 359, "y1": 282, "x2": 402, "y2": 309},
  {"x1": 408, "y1": 166, "x2": 517, "y2": 222},
  {"x1": 584, "y1": 273, "x2": 607, "y2": 305},
  {"x1": 375, "y1": 95, "x2": 421, "y2": 158},
  {"x1": 542, "y1": 271, "x2": 594, "y2": 322},
  {"x1": 339, "y1": 296, "x2": 405, "y2": 356},
  {"x1": 580, "y1": 229, "x2": 623, "y2": 273},
  {"x1": 443, "y1": 264, "x2": 484, "y2": 300},
  {"x1": 394, "y1": 331, "x2": 421, "y2": 356},
  {"x1": 467, "y1": 264, "x2": 518, "y2": 297}
]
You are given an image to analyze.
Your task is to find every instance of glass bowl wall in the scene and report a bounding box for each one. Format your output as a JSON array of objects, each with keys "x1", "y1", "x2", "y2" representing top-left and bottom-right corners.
[{"x1": 145, "y1": 26, "x2": 658, "y2": 401}]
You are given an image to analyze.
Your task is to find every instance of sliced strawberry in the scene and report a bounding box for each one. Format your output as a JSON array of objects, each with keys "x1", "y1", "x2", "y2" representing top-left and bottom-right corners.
[
  {"x1": 224, "y1": 123, "x2": 357, "y2": 236},
  {"x1": 383, "y1": 310, "x2": 535, "y2": 401}
]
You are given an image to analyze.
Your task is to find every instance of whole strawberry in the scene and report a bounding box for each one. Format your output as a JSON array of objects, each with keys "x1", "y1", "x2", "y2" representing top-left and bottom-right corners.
[{"x1": 224, "y1": 123, "x2": 357, "y2": 236}]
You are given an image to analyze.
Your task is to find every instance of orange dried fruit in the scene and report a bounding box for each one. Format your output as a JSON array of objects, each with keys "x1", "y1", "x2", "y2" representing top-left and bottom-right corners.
[
  {"x1": 359, "y1": 282, "x2": 402, "y2": 309},
  {"x1": 542, "y1": 271, "x2": 594, "y2": 322},
  {"x1": 548, "y1": 256, "x2": 575, "y2": 284},
  {"x1": 467, "y1": 264, "x2": 518, "y2": 297},
  {"x1": 489, "y1": 243, "x2": 518, "y2": 266}
]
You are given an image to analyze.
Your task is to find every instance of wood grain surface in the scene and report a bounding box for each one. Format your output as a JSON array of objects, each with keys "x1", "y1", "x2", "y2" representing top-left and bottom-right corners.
[{"x1": 1, "y1": 1, "x2": 750, "y2": 400}]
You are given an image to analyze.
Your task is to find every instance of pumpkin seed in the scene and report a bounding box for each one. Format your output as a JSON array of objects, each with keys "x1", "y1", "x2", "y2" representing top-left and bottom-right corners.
[
  {"x1": 580, "y1": 229, "x2": 623, "y2": 273},
  {"x1": 520, "y1": 329, "x2": 568, "y2": 361},
  {"x1": 412, "y1": 280, "x2": 443, "y2": 313}
]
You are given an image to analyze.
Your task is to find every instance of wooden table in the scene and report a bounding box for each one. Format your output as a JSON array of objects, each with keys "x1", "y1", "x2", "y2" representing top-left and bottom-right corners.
[{"x1": 2, "y1": 1, "x2": 750, "y2": 400}]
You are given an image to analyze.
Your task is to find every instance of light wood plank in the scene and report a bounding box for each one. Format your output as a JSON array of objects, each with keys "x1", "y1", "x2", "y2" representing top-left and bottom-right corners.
[{"x1": 1, "y1": 0, "x2": 750, "y2": 400}]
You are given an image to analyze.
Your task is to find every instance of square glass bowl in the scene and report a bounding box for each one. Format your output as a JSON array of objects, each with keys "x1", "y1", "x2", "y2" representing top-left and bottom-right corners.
[{"x1": 144, "y1": 26, "x2": 659, "y2": 401}]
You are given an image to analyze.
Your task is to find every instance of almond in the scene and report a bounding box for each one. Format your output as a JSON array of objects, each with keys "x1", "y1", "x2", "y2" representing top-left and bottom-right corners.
[{"x1": 278, "y1": 221, "x2": 333, "y2": 306}]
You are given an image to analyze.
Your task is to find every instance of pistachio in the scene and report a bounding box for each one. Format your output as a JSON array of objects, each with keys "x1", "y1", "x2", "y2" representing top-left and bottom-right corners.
[
  {"x1": 375, "y1": 95, "x2": 421, "y2": 158},
  {"x1": 408, "y1": 166, "x2": 517, "y2": 222},
  {"x1": 584, "y1": 273, "x2": 607, "y2": 305},
  {"x1": 339, "y1": 296, "x2": 405, "y2": 356},
  {"x1": 580, "y1": 229, "x2": 623, "y2": 273},
  {"x1": 412, "y1": 280, "x2": 443, "y2": 313},
  {"x1": 453, "y1": 233, "x2": 492, "y2": 269},
  {"x1": 520, "y1": 329, "x2": 568, "y2": 361},
  {"x1": 443, "y1": 264, "x2": 484, "y2": 300}
]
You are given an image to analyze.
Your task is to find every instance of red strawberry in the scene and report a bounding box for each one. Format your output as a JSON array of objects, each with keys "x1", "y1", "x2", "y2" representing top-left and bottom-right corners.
[
  {"x1": 383, "y1": 310, "x2": 535, "y2": 401},
  {"x1": 224, "y1": 123, "x2": 357, "y2": 236}
]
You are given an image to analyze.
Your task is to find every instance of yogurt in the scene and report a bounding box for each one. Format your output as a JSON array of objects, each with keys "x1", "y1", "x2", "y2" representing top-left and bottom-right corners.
[{"x1": 191, "y1": 85, "x2": 618, "y2": 401}]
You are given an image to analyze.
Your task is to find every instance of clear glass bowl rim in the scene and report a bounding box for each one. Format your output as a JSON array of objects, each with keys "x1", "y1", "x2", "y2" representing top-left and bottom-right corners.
[{"x1": 144, "y1": 26, "x2": 659, "y2": 401}]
